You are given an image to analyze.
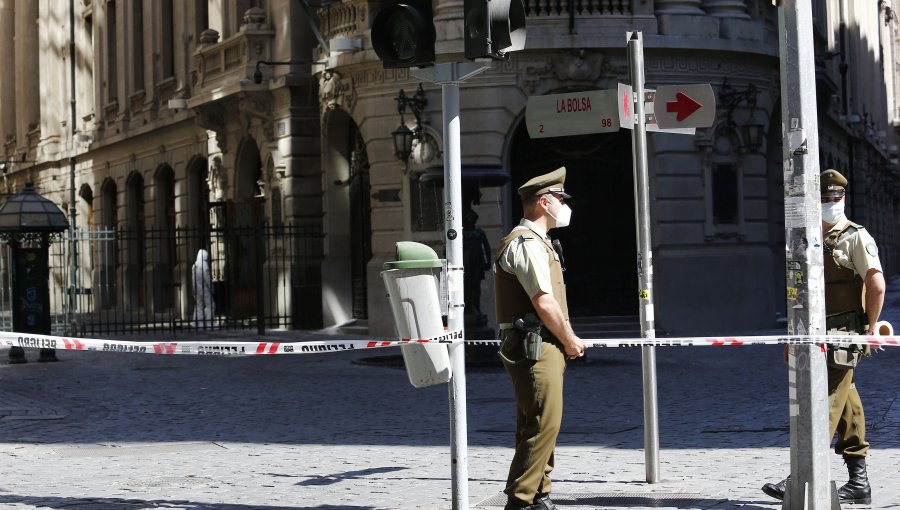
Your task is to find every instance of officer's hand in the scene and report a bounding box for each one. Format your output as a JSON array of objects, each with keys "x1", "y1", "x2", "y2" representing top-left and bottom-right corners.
[{"x1": 564, "y1": 337, "x2": 586, "y2": 359}]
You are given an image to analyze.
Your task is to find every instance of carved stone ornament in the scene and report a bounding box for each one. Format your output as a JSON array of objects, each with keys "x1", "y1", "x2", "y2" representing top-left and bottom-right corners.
[
  {"x1": 208, "y1": 156, "x2": 226, "y2": 201},
  {"x1": 243, "y1": 6, "x2": 268, "y2": 26},
  {"x1": 318, "y1": 70, "x2": 356, "y2": 112},
  {"x1": 521, "y1": 50, "x2": 624, "y2": 95},
  {"x1": 238, "y1": 93, "x2": 275, "y2": 142},
  {"x1": 199, "y1": 28, "x2": 220, "y2": 45},
  {"x1": 193, "y1": 105, "x2": 228, "y2": 152}
]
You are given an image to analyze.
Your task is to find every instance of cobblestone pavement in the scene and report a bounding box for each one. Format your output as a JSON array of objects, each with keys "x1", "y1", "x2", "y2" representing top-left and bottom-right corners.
[{"x1": 1, "y1": 280, "x2": 899, "y2": 509}]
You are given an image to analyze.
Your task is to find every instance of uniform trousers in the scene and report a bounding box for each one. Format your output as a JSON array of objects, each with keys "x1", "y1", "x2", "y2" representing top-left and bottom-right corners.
[
  {"x1": 500, "y1": 338, "x2": 566, "y2": 504},
  {"x1": 828, "y1": 366, "x2": 869, "y2": 457}
]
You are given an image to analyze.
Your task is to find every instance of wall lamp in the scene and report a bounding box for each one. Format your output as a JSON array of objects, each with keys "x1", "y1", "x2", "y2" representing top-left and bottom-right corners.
[
  {"x1": 0, "y1": 156, "x2": 31, "y2": 174},
  {"x1": 392, "y1": 84, "x2": 427, "y2": 163},
  {"x1": 719, "y1": 78, "x2": 765, "y2": 152},
  {"x1": 253, "y1": 60, "x2": 315, "y2": 84}
]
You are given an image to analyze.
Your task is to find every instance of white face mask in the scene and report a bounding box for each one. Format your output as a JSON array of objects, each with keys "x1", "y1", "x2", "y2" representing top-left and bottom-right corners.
[
  {"x1": 548, "y1": 196, "x2": 572, "y2": 228},
  {"x1": 822, "y1": 200, "x2": 845, "y2": 224}
]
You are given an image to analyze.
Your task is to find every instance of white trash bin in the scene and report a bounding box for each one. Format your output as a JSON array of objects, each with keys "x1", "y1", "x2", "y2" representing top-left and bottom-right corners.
[{"x1": 381, "y1": 242, "x2": 452, "y2": 388}]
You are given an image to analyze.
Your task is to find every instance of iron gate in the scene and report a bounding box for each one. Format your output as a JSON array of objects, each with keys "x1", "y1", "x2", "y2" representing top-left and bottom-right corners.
[{"x1": 0, "y1": 222, "x2": 323, "y2": 336}]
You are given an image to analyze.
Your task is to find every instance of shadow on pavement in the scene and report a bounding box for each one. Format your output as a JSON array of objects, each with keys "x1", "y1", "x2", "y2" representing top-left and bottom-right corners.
[
  {"x1": 0, "y1": 494, "x2": 372, "y2": 509},
  {"x1": 293, "y1": 466, "x2": 407, "y2": 486}
]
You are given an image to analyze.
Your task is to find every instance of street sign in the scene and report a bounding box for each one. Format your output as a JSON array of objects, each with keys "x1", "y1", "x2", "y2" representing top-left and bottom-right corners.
[
  {"x1": 526, "y1": 89, "x2": 619, "y2": 139},
  {"x1": 618, "y1": 83, "x2": 633, "y2": 128},
  {"x1": 653, "y1": 84, "x2": 715, "y2": 129}
]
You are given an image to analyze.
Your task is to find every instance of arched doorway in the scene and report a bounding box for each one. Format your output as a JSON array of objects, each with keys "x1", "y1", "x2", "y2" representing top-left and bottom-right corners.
[
  {"x1": 323, "y1": 109, "x2": 371, "y2": 326},
  {"x1": 77, "y1": 184, "x2": 94, "y2": 313},
  {"x1": 100, "y1": 178, "x2": 118, "y2": 309},
  {"x1": 154, "y1": 165, "x2": 176, "y2": 312},
  {"x1": 508, "y1": 121, "x2": 637, "y2": 317},
  {"x1": 186, "y1": 156, "x2": 210, "y2": 260},
  {"x1": 125, "y1": 172, "x2": 145, "y2": 310},
  {"x1": 227, "y1": 136, "x2": 264, "y2": 319}
]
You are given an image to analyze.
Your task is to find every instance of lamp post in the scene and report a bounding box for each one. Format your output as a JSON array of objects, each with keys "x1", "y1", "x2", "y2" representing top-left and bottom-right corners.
[
  {"x1": 68, "y1": 0, "x2": 79, "y2": 335},
  {"x1": 391, "y1": 85, "x2": 427, "y2": 164},
  {"x1": 252, "y1": 60, "x2": 316, "y2": 84},
  {"x1": 719, "y1": 78, "x2": 766, "y2": 152}
]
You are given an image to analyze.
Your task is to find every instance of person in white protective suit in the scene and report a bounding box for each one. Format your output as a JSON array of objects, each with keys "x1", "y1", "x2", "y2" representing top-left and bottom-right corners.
[{"x1": 192, "y1": 249, "x2": 215, "y2": 326}]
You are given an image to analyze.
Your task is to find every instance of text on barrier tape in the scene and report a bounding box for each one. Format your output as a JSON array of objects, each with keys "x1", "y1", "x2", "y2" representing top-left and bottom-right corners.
[
  {"x1": 0, "y1": 330, "x2": 464, "y2": 356},
  {"x1": 1, "y1": 329, "x2": 898, "y2": 356}
]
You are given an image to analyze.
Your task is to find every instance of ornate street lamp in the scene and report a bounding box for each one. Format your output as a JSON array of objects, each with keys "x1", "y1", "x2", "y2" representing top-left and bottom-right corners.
[{"x1": 392, "y1": 84, "x2": 427, "y2": 163}]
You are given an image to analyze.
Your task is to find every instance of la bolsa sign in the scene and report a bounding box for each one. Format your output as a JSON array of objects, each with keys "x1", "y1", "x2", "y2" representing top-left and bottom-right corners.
[{"x1": 526, "y1": 89, "x2": 620, "y2": 139}]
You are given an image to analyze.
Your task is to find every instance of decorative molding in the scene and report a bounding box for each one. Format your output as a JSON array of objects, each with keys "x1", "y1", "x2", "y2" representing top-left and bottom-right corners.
[
  {"x1": 519, "y1": 51, "x2": 626, "y2": 95},
  {"x1": 318, "y1": 70, "x2": 356, "y2": 113},
  {"x1": 193, "y1": 105, "x2": 228, "y2": 153},
  {"x1": 208, "y1": 156, "x2": 226, "y2": 201},
  {"x1": 238, "y1": 93, "x2": 275, "y2": 142}
]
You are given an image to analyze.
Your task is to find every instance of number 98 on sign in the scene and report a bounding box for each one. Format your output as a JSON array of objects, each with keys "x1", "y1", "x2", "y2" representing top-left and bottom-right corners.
[{"x1": 526, "y1": 89, "x2": 620, "y2": 139}]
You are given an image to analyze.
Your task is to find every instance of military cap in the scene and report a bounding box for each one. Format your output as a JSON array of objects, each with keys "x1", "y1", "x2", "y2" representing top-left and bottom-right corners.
[
  {"x1": 821, "y1": 169, "x2": 848, "y2": 194},
  {"x1": 518, "y1": 166, "x2": 571, "y2": 200}
]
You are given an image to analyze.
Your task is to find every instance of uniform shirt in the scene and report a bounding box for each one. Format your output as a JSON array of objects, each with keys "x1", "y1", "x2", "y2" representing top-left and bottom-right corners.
[
  {"x1": 496, "y1": 219, "x2": 555, "y2": 300},
  {"x1": 827, "y1": 217, "x2": 882, "y2": 278}
]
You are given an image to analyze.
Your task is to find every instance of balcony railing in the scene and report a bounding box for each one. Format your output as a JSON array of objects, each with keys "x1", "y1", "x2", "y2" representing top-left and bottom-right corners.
[{"x1": 191, "y1": 18, "x2": 275, "y2": 101}]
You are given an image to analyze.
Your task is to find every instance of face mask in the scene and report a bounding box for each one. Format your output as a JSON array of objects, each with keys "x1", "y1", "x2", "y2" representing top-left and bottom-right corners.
[
  {"x1": 822, "y1": 200, "x2": 845, "y2": 224},
  {"x1": 548, "y1": 197, "x2": 572, "y2": 228}
]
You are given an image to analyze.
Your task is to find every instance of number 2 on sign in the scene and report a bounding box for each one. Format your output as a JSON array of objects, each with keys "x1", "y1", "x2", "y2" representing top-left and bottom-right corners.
[
  {"x1": 601, "y1": 118, "x2": 612, "y2": 128},
  {"x1": 539, "y1": 124, "x2": 544, "y2": 133}
]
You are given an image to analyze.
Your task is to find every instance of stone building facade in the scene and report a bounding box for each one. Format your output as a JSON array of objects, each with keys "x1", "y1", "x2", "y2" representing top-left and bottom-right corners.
[{"x1": 0, "y1": 0, "x2": 897, "y2": 336}]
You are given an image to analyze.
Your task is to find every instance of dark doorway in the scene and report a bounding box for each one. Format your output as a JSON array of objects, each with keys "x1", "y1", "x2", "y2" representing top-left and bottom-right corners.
[{"x1": 508, "y1": 123, "x2": 637, "y2": 317}]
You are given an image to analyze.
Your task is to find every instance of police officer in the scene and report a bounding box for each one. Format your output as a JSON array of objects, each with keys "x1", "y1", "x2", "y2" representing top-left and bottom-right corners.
[
  {"x1": 762, "y1": 169, "x2": 884, "y2": 505},
  {"x1": 493, "y1": 167, "x2": 586, "y2": 510}
]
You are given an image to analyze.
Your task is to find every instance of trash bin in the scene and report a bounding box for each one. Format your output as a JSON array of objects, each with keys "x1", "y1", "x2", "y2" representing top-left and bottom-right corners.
[{"x1": 381, "y1": 242, "x2": 452, "y2": 388}]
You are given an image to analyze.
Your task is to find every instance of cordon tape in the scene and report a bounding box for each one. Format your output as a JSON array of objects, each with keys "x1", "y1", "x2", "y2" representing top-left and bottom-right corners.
[{"x1": 0, "y1": 321, "x2": 898, "y2": 357}]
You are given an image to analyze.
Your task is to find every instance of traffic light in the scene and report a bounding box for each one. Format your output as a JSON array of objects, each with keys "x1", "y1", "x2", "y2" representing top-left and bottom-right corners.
[
  {"x1": 464, "y1": 0, "x2": 526, "y2": 60},
  {"x1": 371, "y1": 0, "x2": 436, "y2": 68}
]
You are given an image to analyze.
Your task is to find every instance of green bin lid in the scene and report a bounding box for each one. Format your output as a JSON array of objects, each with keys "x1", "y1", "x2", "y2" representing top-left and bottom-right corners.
[{"x1": 383, "y1": 241, "x2": 443, "y2": 269}]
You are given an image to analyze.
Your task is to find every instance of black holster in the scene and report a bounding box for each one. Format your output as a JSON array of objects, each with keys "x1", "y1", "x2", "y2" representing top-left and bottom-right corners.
[
  {"x1": 825, "y1": 311, "x2": 870, "y2": 369},
  {"x1": 498, "y1": 314, "x2": 544, "y2": 363}
]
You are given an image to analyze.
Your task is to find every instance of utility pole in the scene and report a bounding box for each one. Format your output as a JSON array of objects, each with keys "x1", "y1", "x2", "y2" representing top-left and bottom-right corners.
[
  {"x1": 413, "y1": 61, "x2": 490, "y2": 510},
  {"x1": 777, "y1": 2, "x2": 839, "y2": 508}
]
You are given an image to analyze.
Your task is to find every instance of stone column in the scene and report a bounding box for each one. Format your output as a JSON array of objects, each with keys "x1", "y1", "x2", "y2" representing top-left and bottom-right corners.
[
  {"x1": 702, "y1": 0, "x2": 750, "y2": 18},
  {"x1": 654, "y1": 0, "x2": 705, "y2": 15},
  {"x1": 14, "y1": 0, "x2": 39, "y2": 150},
  {"x1": 0, "y1": 0, "x2": 15, "y2": 146},
  {"x1": 208, "y1": 0, "x2": 225, "y2": 38}
]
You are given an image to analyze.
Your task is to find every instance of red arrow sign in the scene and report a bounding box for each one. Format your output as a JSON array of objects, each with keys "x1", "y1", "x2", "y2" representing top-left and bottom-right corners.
[{"x1": 666, "y1": 92, "x2": 702, "y2": 121}]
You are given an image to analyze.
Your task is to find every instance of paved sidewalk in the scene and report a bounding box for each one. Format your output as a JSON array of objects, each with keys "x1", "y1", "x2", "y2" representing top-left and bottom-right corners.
[{"x1": 1, "y1": 280, "x2": 899, "y2": 509}]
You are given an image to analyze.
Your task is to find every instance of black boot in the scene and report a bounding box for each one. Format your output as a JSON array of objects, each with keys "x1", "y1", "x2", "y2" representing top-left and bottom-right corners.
[
  {"x1": 838, "y1": 456, "x2": 871, "y2": 504},
  {"x1": 761, "y1": 475, "x2": 790, "y2": 501},
  {"x1": 534, "y1": 493, "x2": 557, "y2": 510}
]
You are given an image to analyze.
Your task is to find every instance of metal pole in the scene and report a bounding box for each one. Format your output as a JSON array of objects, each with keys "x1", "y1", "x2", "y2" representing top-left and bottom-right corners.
[
  {"x1": 627, "y1": 31, "x2": 661, "y2": 484},
  {"x1": 777, "y1": 2, "x2": 836, "y2": 509},
  {"x1": 68, "y1": 0, "x2": 78, "y2": 335},
  {"x1": 442, "y1": 80, "x2": 469, "y2": 510},
  {"x1": 413, "y1": 61, "x2": 489, "y2": 510}
]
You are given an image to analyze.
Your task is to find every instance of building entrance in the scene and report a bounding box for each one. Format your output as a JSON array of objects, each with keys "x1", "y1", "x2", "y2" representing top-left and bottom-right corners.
[{"x1": 509, "y1": 123, "x2": 637, "y2": 317}]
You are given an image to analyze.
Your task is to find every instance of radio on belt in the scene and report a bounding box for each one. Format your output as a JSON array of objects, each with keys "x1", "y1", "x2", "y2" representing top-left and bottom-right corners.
[{"x1": 381, "y1": 242, "x2": 452, "y2": 388}]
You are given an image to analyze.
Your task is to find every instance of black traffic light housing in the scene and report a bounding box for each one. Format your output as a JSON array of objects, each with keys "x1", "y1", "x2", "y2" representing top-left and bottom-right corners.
[
  {"x1": 371, "y1": 0, "x2": 436, "y2": 68},
  {"x1": 464, "y1": 0, "x2": 526, "y2": 60}
]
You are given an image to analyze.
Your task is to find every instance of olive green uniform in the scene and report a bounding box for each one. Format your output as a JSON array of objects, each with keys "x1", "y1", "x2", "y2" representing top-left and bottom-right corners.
[
  {"x1": 824, "y1": 217, "x2": 881, "y2": 458},
  {"x1": 494, "y1": 219, "x2": 568, "y2": 505}
]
